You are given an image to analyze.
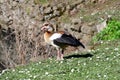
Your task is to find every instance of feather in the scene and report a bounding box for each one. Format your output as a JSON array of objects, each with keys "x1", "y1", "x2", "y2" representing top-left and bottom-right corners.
[
  {"x1": 49, "y1": 33, "x2": 62, "y2": 40},
  {"x1": 53, "y1": 34, "x2": 85, "y2": 48}
]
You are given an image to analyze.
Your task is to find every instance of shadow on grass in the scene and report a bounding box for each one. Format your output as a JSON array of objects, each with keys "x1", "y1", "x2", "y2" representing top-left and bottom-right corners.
[{"x1": 64, "y1": 53, "x2": 93, "y2": 59}]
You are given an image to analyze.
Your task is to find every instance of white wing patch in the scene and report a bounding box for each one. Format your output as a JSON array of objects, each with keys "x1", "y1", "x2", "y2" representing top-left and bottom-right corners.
[{"x1": 50, "y1": 33, "x2": 62, "y2": 40}]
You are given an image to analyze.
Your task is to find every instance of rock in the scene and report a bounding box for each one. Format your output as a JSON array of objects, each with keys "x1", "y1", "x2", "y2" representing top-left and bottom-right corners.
[
  {"x1": 44, "y1": 15, "x2": 51, "y2": 20},
  {"x1": 53, "y1": 6, "x2": 58, "y2": 10},
  {"x1": 91, "y1": 0, "x2": 97, "y2": 3},
  {"x1": 7, "y1": 19, "x2": 13, "y2": 25},
  {"x1": 98, "y1": 0, "x2": 106, "y2": 3},
  {"x1": 77, "y1": 4, "x2": 84, "y2": 9},
  {"x1": 0, "y1": 0, "x2": 5, "y2": 3},
  {"x1": 96, "y1": 20, "x2": 107, "y2": 32},
  {"x1": 81, "y1": 34, "x2": 92, "y2": 45},
  {"x1": 70, "y1": 25, "x2": 81, "y2": 32},
  {"x1": 73, "y1": 32, "x2": 83, "y2": 39},
  {"x1": 66, "y1": 5, "x2": 71, "y2": 10},
  {"x1": 62, "y1": 23, "x2": 73, "y2": 33},
  {"x1": 69, "y1": 8, "x2": 78, "y2": 16},
  {"x1": 45, "y1": 3, "x2": 51, "y2": 7},
  {"x1": 81, "y1": 24, "x2": 94, "y2": 35},
  {"x1": 44, "y1": 7, "x2": 53, "y2": 14},
  {"x1": 12, "y1": 1, "x2": 18, "y2": 7},
  {"x1": 57, "y1": 3, "x2": 65, "y2": 8},
  {"x1": 39, "y1": 6, "x2": 45, "y2": 15},
  {"x1": 53, "y1": 10, "x2": 61, "y2": 16},
  {"x1": 91, "y1": 26, "x2": 97, "y2": 33},
  {"x1": 72, "y1": 18, "x2": 82, "y2": 25},
  {"x1": 61, "y1": 7, "x2": 66, "y2": 12},
  {"x1": 39, "y1": 15, "x2": 44, "y2": 21},
  {"x1": 71, "y1": 18, "x2": 81, "y2": 32},
  {"x1": 18, "y1": 0, "x2": 25, "y2": 3}
]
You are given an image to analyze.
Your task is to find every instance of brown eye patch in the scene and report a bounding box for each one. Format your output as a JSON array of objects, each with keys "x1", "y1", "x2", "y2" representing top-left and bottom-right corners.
[{"x1": 44, "y1": 24, "x2": 49, "y2": 26}]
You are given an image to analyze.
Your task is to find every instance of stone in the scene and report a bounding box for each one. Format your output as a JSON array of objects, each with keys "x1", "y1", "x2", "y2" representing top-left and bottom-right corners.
[
  {"x1": 39, "y1": 6, "x2": 45, "y2": 15},
  {"x1": 61, "y1": 7, "x2": 66, "y2": 12},
  {"x1": 63, "y1": 23, "x2": 72, "y2": 29},
  {"x1": 57, "y1": 3, "x2": 64, "y2": 8},
  {"x1": 66, "y1": 5, "x2": 71, "y2": 10},
  {"x1": 81, "y1": 34, "x2": 92, "y2": 45},
  {"x1": 0, "y1": 0, "x2": 5, "y2": 3},
  {"x1": 44, "y1": 15, "x2": 51, "y2": 20},
  {"x1": 53, "y1": 10, "x2": 60, "y2": 16},
  {"x1": 39, "y1": 15, "x2": 44, "y2": 21},
  {"x1": 70, "y1": 25, "x2": 81, "y2": 33},
  {"x1": 73, "y1": 32, "x2": 83, "y2": 39},
  {"x1": 98, "y1": 0, "x2": 106, "y2": 3},
  {"x1": 44, "y1": 7, "x2": 53, "y2": 14},
  {"x1": 81, "y1": 24, "x2": 94, "y2": 35},
  {"x1": 91, "y1": 26, "x2": 97, "y2": 32},
  {"x1": 69, "y1": 8, "x2": 78, "y2": 16},
  {"x1": 72, "y1": 18, "x2": 82, "y2": 25},
  {"x1": 96, "y1": 20, "x2": 107, "y2": 32},
  {"x1": 53, "y1": 6, "x2": 58, "y2": 10}
]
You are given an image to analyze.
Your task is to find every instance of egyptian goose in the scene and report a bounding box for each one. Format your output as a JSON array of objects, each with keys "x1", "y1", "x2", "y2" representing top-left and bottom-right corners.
[{"x1": 41, "y1": 22, "x2": 85, "y2": 60}]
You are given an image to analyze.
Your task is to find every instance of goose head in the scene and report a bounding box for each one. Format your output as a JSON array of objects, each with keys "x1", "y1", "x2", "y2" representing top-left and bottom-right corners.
[{"x1": 41, "y1": 22, "x2": 54, "y2": 32}]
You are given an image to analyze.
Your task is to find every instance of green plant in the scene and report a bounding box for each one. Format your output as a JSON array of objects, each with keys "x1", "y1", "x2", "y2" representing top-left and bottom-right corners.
[
  {"x1": 34, "y1": 0, "x2": 48, "y2": 5},
  {"x1": 93, "y1": 19, "x2": 120, "y2": 42}
]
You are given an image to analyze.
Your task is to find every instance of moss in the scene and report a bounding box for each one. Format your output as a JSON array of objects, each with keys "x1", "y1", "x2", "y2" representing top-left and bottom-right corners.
[
  {"x1": 34, "y1": 0, "x2": 48, "y2": 5},
  {"x1": 26, "y1": 7, "x2": 31, "y2": 15},
  {"x1": 59, "y1": 14, "x2": 71, "y2": 23}
]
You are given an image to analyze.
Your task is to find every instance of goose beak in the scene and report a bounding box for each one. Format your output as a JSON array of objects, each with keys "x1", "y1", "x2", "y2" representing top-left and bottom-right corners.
[
  {"x1": 41, "y1": 26, "x2": 48, "y2": 32},
  {"x1": 41, "y1": 26, "x2": 44, "y2": 31}
]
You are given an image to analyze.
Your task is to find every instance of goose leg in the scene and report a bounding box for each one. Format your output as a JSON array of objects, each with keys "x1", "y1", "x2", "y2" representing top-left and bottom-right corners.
[
  {"x1": 57, "y1": 49, "x2": 61, "y2": 60},
  {"x1": 60, "y1": 49, "x2": 64, "y2": 60}
]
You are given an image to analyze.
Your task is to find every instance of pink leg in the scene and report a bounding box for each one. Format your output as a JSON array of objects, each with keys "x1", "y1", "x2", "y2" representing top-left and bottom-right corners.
[
  {"x1": 57, "y1": 50, "x2": 61, "y2": 60},
  {"x1": 60, "y1": 53, "x2": 64, "y2": 60},
  {"x1": 60, "y1": 49, "x2": 64, "y2": 60}
]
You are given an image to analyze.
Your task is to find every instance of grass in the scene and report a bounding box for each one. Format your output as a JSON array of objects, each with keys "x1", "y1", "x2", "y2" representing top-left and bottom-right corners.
[
  {"x1": 93, "y1": 20, "x2": 120, "y2": 42},
  {"x1": 59, "y1": 14, "x2": 71, "y2": 23},
  {"x1": 34, "y1": 0, "x2": 49, "y2": 5},
  {"x1": 0, "y1": 40, "x2": 120, "y2": 80},
  {"x1": 73, "y1": 0, "x2": 120, "y2": 23}
]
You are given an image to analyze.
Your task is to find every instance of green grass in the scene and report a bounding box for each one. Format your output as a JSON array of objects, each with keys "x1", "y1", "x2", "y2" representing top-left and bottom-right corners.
[
  {"x1": 59, "y1": 14, "x2": 71, "y2": 23},
  {"x1": 0, "y1": 40, "x2": 120, "y2": 80},
  {"x1": 93, "y1": 19, "x2": 120, "y2": 42},
  {"x1": 34, "y1": 0, "x2": 49, "y2": 5}
]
